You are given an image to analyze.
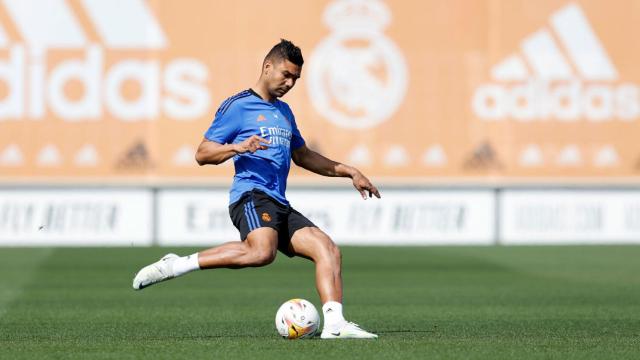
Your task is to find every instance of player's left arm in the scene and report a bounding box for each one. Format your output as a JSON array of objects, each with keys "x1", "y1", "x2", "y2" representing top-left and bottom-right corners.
[{"x1": 292, "y1": 145, "x2": 381, "y2": 200}]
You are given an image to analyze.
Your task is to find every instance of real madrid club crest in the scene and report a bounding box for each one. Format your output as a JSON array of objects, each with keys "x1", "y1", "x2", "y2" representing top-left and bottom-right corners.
[{"x1": 307, "y1": 0, "x2": 408, "y2": 129}]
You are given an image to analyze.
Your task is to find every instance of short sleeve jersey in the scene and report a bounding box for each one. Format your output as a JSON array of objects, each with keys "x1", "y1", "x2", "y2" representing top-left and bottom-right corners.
[{"x1": 204, "y1": 89, "x2": 305, "y2": 206}]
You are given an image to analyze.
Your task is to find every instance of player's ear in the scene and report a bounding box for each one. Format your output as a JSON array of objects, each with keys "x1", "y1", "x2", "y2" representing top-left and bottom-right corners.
[{"x1": 263, "y1": 60, "x2": 272, "y2": 76}]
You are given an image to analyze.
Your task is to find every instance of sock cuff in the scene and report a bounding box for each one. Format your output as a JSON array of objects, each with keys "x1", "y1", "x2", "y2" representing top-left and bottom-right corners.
[
  {"x1": 322, "y1": 301, "x2": 345, "y2": 330},
  {"x1": 322, "y1": 301, "x2": 343, "y2": 314},
  {"x1": 188, "y1": 253, "x2": 201, "y2": 270},
  {"x1": 172, "y1": 253, "x2": 200, "y2": 277}
]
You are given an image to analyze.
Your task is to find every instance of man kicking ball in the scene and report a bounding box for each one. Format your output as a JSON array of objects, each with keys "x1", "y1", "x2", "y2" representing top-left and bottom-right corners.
[{"x1": 133, "y1": 39, "x2": 380, "y2": 339}]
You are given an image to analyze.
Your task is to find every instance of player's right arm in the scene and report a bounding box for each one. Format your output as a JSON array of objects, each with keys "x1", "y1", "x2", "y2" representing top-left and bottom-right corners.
[
  {"x1": 198, "y1": 98, "x2": 270, "y2": 166},
  {"x1": 195, "y1": 135, "x2": 270, "y2": 166}
]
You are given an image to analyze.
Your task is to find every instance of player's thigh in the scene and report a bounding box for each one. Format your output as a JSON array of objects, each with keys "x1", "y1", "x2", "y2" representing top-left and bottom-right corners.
[
  {"x1": 289, "y1": 226, "x2": 339, "y2": 262},
  {"x1": 246, "y1": 227, "x2": 279, "y2": 260}
]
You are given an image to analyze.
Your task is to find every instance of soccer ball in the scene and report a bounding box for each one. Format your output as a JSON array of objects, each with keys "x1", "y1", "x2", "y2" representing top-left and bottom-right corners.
[{"x1": 275, "y1": 298, "x2": 320, "y2": 339}]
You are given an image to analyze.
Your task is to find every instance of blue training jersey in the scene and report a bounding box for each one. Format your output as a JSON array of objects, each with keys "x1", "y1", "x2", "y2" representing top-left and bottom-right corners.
[{"x1": 204, "y1": 89, "x2": 305, "y2": 206}]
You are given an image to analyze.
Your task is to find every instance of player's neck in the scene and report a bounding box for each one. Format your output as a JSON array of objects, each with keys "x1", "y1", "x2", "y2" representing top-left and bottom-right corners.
[{"x1": 251, "y1": 84, "x2": 275, "y2": 103}]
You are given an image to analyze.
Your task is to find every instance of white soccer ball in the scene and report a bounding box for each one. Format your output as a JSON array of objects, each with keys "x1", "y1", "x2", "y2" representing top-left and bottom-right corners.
[{"x1": 275, "y1": 298, "x2": 320, "y2": 339}]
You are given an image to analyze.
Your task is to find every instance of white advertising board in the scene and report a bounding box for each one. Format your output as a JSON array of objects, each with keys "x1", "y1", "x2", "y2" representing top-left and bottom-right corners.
[
  {"x1": 158, "y1": 189, "x2": 496, "y2": 246},
  {"x1": 288, "y1": 190, "x2": 495, "y2": 245},
  {"x1": 157, "y1": 190, "x2": 238, "y2": 245},
  {"x1": 8, "y1": 187, "x2": 638, "y2": 247},
  {"x1": 500, "y1": 190, "x2": 640, "y2": 244},
  {"x1": 0, "y1": 189, "x2": 153, "y2": 246}
]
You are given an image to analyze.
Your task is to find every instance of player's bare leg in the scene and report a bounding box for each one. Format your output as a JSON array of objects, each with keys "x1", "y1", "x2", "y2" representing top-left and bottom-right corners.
[
  {"x1": 289, "y1": 227, "x2": 342, "y2": 303},
  {"x1": 133, "y1": 228, "x2": 278, "y2": 289},
  {"x1": 197, "y1": 228, "x2": 278, "y2": 269},
  {"x1": 289, "y1": 226, "x2": 377, "y2": 339}
]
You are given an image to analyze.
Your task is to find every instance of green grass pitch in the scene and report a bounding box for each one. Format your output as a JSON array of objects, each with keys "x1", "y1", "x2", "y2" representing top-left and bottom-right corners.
[{"x1": 0, "y1": 246, "x2": 639, "y2": 359}]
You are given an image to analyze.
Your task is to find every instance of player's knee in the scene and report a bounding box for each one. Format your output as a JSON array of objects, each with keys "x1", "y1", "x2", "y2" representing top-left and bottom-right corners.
[
  {"x1": 318, "y1": 235, "x2": 341, "y2": 265},
  {"x1": 250, "y1": 247, "x2": 277, "y2": 266},
  {"x1": 329, "y1": 242, "x2": 341, "y2": 266}
]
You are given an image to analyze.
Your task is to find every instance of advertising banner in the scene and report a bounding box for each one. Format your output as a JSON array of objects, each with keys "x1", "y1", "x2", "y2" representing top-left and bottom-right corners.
[
  {"x1": 0, "y1": 0, "x2": 639, "y2": 183},
  {"x1": 157, "y1": 189, "x2": 238, "y2": 245},
  {"x1": 158, "y1": 189, "x2": 496, "y2": 245},
  {"x1": 500, "y1": 190, "x2": 640, "y2": 244},
  {"x1": 3, "y1": 187, "x2": 639, "y2": 246},
  {"x1": 0, "y1": 189, "x2": 153, "y2": 245}
]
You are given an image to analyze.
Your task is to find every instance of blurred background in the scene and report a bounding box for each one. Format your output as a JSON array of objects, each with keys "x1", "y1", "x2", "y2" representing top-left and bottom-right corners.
[{"x1": 1, "y1": 0, "x2": 639, "y2": 247}]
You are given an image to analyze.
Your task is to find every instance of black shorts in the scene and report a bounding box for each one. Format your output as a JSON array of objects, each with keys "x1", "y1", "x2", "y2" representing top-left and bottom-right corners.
[{"x1": 229, "y1": 189, "x2": 316, "y2": 257}]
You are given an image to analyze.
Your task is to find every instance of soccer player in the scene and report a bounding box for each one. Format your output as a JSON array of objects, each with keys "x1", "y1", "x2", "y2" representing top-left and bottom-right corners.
[{"x1": 133, "y1": 39, "x2": 380, "y2": 339}]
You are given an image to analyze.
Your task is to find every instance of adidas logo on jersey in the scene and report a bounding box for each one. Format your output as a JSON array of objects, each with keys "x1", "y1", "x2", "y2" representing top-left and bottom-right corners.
[
  {"x1": 472, "y1": 3, "x2": 639, "y2": 122},
  {"x1": 0, "y1": 0, "x2": 210, "y2": 122}
]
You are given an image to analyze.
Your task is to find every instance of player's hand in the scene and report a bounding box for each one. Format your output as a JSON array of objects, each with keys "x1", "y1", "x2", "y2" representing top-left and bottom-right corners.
[
  {"x1": 235, "y1": 135, "x2": 270, "y2": 154},
  {"x1": 351, "y1": 171, "x2": 381, "y2": 200}
]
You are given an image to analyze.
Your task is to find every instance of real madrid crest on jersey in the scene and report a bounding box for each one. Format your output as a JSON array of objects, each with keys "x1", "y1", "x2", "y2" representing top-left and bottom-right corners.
[{"x1": 307, "y1": 0, "x2": 408, "y2": 129}]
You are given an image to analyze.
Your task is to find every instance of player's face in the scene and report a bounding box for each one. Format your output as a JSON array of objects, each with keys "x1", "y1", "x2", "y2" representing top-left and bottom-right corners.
[{"x1": 266, "y1": 59, "x2": 301, "y2": 98}]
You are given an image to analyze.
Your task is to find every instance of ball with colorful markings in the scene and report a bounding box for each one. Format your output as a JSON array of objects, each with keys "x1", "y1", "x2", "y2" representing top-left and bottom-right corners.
[{"x1": 275, "y1": 299, "x2": 320, "y2": 339}]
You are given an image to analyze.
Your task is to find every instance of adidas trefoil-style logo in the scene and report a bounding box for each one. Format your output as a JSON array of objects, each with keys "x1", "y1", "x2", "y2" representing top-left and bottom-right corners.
[
  {"x1": 472, "y1": 3, "x2": 639, "y2": 122},
  {"x1": 0, "y1": 0, "x2": 210, "y2": 122}
]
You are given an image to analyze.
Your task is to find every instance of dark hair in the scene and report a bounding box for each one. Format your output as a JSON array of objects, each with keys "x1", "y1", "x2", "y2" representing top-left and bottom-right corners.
[{"x1": 264, "y1": 39, "x2": 304, "y2": 67}]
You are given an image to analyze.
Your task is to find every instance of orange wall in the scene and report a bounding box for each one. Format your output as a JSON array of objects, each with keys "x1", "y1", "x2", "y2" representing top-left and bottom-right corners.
[{"x1": 0, "y1": 0, "x2": 639, "y2": 183}]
